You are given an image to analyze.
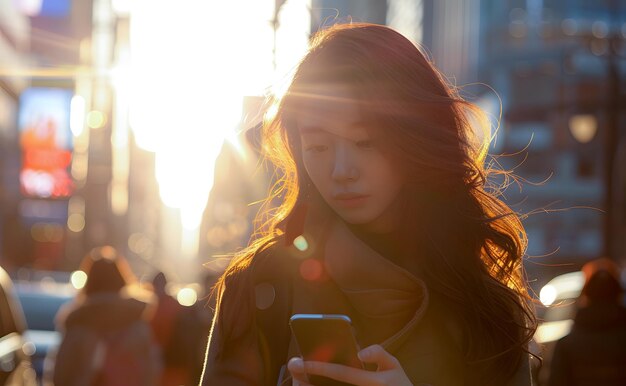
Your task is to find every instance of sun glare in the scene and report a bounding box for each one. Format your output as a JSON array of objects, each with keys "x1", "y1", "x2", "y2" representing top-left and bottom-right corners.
[{"x1": 126, "y1": 0, "x2": 310, "y2": 257}]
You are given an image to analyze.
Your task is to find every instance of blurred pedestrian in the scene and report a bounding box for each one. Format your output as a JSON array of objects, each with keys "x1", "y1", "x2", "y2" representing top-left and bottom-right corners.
[
  {"x1": 48, "y1": 246, "x2": 160, "y2": 386},
  {"x1": 150, "y1": 271, "x2": 195, "y2": 386},
  {"x1": 201, "y1": 23, "x2": 536, "y2": 386},
  {"x1": 548, "y1": 258, "x2": 626, "y2": 386}
]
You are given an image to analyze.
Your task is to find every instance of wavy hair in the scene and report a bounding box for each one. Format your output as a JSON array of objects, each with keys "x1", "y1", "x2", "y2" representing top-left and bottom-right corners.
[{"x1": 214, "y1": 23, "x2": 536, "y2": 385}]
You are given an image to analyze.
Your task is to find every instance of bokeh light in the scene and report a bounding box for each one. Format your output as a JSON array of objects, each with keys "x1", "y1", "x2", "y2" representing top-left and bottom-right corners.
[
  {"x1": 67, "y1": 213, "x2": 85, "y2": 233},
  {"x1": 70, "y1": 270, "x2": 88, "y2": 290},
  {"x1": 569, "y1": 114, "x2": 597, "y2": 143},
  {"x1": 176, "y1": 287, "x2": 198, "y2": 307},
  {"x1": 293, "y1": 235, "x2": 309, "y2": 252},
  {"x1": 299, "y1": 259, "x2": 323, "y2": 281},
  {"x1": 86, "y1": 110, "x2": 106, "y2": 129},
  {"x1": 539, "y1": 284, "x2": 557, "y2": 306}
]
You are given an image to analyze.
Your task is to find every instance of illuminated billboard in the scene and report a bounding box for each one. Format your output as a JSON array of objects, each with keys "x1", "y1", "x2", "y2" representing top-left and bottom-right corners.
[
  {"x1": 15, "y1": 0, "x2": 71, "y2": 17},
  {"x1": 18, "y1": 87, "x2": 74, "y2": 198}
]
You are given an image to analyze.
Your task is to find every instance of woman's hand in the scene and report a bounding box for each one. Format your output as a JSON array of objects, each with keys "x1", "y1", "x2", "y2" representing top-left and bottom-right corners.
[{"x1": 288, "y1": 344, "x2": 413, "y2": 386}]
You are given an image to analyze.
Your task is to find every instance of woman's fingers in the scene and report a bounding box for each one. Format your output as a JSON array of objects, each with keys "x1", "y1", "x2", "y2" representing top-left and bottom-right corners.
[
  {"x1": 287, "y1": 357, "x2": 313, "y2": 386},
  {"x1": 301, "y1": 361, "x2": 382, "y2": 386},
  {"x1": 289, "y1": 347, "x2": 409, "y2": 386},
  {"x1": 358, "y1": 345, "x2": 401, "y2": 371},
  {"x1": 290, "y1": 356, "x2": 370, "y2": 385},
  {"x1": 288, "y1": 357, "x2": 304, "y2": 374}
]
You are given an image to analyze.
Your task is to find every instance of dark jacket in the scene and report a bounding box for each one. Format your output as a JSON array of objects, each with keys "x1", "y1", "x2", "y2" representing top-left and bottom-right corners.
[
  {"x1": 548, "y1": 302, "x2": 626, "y2": 386},
  {"x1": 50, "y1": 291, "x2": 160, "y2": 386},
  {"x1": 202, "y1": 221, "x2": 533, "y2": 386}
]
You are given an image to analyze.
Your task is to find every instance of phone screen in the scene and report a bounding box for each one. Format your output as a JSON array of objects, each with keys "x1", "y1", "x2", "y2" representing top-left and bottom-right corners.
[{"x1": 289, "y1": 314, "x2": 362, "y2": 386}]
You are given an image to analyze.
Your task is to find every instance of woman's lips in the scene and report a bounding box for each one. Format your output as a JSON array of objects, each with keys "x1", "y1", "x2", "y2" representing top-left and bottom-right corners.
[{"x1": 333, "y1": 193, "x2": 369, "y2": 208}]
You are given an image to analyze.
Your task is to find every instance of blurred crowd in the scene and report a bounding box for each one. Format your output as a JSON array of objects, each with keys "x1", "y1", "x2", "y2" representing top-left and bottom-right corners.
[{"x1": 43, "y1": 246, "x2": 212, "y2": 386}]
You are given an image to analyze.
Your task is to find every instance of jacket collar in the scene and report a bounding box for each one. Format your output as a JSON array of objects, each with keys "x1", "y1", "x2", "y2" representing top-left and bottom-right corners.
[{"x1": 288, "y1": 216, "x2": 429, "y2": 352}]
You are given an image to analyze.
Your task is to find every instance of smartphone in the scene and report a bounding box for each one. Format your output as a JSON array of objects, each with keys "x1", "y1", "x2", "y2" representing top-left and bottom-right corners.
[{"x1": 289, "y1": 314, "x2": 363, "y2": 386}]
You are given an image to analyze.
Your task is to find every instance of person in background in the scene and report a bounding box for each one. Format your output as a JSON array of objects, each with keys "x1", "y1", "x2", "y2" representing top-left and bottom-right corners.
[
  {"x1": 150, "y1": 271, "x2": 194, "y2": 386},
  {"x1": 201, "y1": 23, "x2": 536, "y2": 386},
  {"x1": 548, "y1": 258, "x2": 626, "y2": 386},
  {"x1": 48, "y1": 246, "x2": 160, "y2": 386}
]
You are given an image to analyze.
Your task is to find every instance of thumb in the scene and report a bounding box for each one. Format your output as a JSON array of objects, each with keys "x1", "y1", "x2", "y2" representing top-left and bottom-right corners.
[
  {"x1": 357, "y1": 344, "x2": 400, "y2": 371},
  {"x1": 287, "y1": 357, "x2": 305, "y2": 375}
]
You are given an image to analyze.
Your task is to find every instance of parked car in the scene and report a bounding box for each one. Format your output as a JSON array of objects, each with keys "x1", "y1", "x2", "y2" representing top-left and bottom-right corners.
[
  {"x1": 12, "y1": 272, "x2": 75, "y2": 384},
  {"x1": 0, "y1": 266, "x2": 37, "y2": 385}
]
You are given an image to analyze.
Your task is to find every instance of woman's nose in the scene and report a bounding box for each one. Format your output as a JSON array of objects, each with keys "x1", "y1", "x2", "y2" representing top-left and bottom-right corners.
[{"x1": 331, "y1": 145, "x2": 359, "y2": 182}]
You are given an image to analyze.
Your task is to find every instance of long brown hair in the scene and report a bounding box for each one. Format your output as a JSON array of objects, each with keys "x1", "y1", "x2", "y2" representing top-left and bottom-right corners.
[{"x1": 214, "y1": 23, "x2": 536, "y2": 384}]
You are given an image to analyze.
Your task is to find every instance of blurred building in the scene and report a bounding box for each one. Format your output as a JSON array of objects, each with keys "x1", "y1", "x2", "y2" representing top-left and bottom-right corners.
[
  {"x1": 473, "y1": 1, "x2": 625, "y2": 287},
  {"x1": 125, "y1": 135, "x2": 161, "y2": 278},
  {"x1": 0, "y1": 0, "x2": 162, "y2": 279},
  {"x1": 198, "y1": 97, "x2": 269, "y2": 273},
  {"x1": 0, "y1": 0, "x2": 94, "y2": 270},
  {"x1": 0, "y1": 0, "x2": 31, "y2": 270}
]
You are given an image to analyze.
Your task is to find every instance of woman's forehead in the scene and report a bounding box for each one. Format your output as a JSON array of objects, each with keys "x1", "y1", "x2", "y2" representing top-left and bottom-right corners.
[
  {"x1": 293, "y1": 83, "x2": 356, "y2": 107},
  {"x1": 291, "y1": 84, "x2": 363, "y2": 127}
]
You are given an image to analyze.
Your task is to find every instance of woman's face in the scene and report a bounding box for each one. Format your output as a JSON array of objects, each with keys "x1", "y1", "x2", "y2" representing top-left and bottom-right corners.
[{"x1": 296, "y1": 85, "x2": 405, "y2": 233}]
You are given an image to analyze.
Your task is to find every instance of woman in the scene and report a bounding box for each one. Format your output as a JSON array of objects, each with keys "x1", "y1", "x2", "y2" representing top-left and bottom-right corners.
[
  {"x1": 201, "y1": 23, "x2": 536, "y2": 386},
  {"x1": 50, "y1": 246, "x2": 160, "y2": 386}
]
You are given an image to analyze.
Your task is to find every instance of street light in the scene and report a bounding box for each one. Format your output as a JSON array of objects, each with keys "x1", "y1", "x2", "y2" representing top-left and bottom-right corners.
[{"x1": 569, "y1": 114, "x2": 597, "y2": 144}]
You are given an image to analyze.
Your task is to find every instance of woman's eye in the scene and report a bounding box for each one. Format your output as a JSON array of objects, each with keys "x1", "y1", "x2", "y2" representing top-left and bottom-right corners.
[
  {"x1": 305, "y1": 145, "x2": 328, "y2": 153},
  {"x1": 356, "y1": 140, "x2": 374, "y2": 149}
]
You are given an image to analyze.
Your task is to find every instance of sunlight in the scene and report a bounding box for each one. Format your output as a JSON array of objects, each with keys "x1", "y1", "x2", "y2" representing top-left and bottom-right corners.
[
  {"x1": 273, "y1": 0, "x2": 311, "y2": 94},
  {"x1": 126, "y1": 0, "x2": 310, "y2": 257}
]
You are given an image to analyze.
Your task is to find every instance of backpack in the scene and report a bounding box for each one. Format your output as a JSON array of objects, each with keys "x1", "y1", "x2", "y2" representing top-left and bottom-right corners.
[{"x1": 91, "y1": 320, "x2": 161, "y2": 386}]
